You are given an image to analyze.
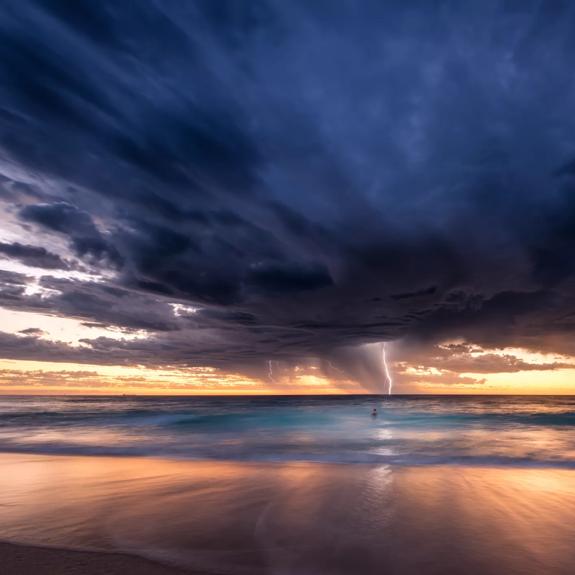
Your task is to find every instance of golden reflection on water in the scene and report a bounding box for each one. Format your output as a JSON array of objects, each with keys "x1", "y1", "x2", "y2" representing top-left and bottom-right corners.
[{"x1": 0, "y1": 454, "x2": 574, "y2": 574}]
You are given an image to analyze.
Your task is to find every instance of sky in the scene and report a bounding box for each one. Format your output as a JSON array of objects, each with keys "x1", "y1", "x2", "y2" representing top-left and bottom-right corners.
[{"x1": 1, "y1": 1, "x2": 575, "y2": 394}]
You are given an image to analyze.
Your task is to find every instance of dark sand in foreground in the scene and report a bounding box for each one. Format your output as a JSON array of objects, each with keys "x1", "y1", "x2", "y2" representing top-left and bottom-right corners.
[
  {"x1": 1, "y1": 454, "x2": 575, "y2": 574},
  {"x1": 0, "y1": 541, "x2": 190, "y2": 575}
]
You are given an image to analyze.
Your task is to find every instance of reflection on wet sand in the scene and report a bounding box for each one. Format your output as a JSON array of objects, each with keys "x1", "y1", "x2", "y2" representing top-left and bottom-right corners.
[{"x1": 0, "y1": 454, "x2": 574, "y2": 574}]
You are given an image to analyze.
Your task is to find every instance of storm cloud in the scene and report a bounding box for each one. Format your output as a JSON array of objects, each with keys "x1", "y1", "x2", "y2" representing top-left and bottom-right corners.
[
  {"x1": 0, "y1": 240, "x2": 70, "y2": 269},
  {"x1": 1, "y1": 1, "x2": 575, "y2": 388}
]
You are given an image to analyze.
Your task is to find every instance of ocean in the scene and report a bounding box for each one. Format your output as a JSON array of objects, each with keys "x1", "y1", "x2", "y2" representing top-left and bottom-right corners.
[
  {"x1": 0, "y1": 394, "x2": 574, "y2": 466},
  {"x1": 1, "y1": 395, "x2": 575, "y2": 574}
]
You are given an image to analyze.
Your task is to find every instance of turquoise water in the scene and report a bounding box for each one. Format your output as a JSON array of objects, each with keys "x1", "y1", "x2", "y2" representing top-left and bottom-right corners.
[{"x1": 1, "y1": 395, "x2": 574, "y2": 467}]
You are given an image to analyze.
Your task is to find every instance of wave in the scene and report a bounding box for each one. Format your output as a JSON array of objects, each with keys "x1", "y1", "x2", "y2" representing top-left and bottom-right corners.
[
  {"x1": 5, "y1": 409, "x2": 575, "y2": 431},
  {"x1": 1, "y1": 396, "x2": 574, "y2": 470},
  {"x1": 1, "y1": 440, "x2": 574, "y2": 470}
]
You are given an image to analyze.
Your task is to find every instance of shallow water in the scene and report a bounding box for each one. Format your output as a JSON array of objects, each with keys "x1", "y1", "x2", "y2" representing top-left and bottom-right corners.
[
  {"x1": 0, "y1": 454, "x2": 574, "y2": 575},
  {"x1": 0, "y1": 395, "x2": 574, "y2": 466}
]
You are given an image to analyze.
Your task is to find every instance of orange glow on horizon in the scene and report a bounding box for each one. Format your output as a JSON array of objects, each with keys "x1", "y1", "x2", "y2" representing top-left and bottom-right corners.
[
  {"x1": 0, "y1": 358, "x2": 349, "y2": 396},
  {"x1": 1, "y1": 344, "x2": 575, "y2": 395}
]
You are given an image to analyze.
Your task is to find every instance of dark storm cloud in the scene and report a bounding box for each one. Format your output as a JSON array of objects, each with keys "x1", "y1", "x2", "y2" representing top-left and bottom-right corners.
[
  {"x1": 0, "y1": 270, "x2": 29, "y2": 286},
  {"x1": 0, "y1": 330, "x2": 122, "y2": 365},
  {"x1": 2, "y1": 1, "x2": 575, "y2": 386},
  {"x1": 0, "y1": 275, "x2": 180, "y2": 333},
  {"x1": 393, "y1": 342, "x2": 573, "y2": 375},
  {"x1": 0, "y1": 240, "x2": 70, "y2": 269},
  {"x1": 19, "y1": 202, "x2": 122, "y2": 266},
  {"x1": 18, "y1": 327, "x2": 45, "y2": 337},
  {"x1": 0, "y1": 269, "x2": 29, "y2": 304}
]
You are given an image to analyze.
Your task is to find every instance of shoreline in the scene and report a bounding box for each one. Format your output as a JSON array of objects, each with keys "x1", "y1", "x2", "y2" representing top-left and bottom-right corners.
[
  {"x1": 0, "y1": 449, "x2": 573, "y2": 470},
  {"x1": 0, "y1": 541, "x2": 201, "y2": 575},
  {"x1": 1, "y1": 453, "x2": 574, "y2": 574}
]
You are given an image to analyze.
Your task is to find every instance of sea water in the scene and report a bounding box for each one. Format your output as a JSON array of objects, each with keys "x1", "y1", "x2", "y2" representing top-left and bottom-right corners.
[{"x1": 0, "y1": 394, "x2": 574, "y2": 466}]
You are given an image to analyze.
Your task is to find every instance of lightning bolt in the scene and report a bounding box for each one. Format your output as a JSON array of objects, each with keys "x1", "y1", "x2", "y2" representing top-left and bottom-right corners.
[
  {"x1": 268, "y1": 360, "x2": 276, "y2": 383},
  {"x1": 382, "y1": 343, "x2": 393, "y2": 395},
  {"x1": 327, "y1": 360, "x2": 346, "y2": 377}
]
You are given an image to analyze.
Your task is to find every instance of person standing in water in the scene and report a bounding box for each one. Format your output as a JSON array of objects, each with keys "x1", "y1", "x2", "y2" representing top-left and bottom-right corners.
[{"x1": 371, "y1": 408, "x2": 378, "y2": 417}]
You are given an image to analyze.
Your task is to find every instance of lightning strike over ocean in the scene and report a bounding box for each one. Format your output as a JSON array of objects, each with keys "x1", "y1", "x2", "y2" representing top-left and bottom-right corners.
[
  {"x1": 382, "y1": 343, "x2": 393, "y2": 395},
  {"x1": 268, "y1": 360, "x2": 276, "y2": 384},
  {"x1": 327, "y1": 361, "x2": 346, "y2": 377}
]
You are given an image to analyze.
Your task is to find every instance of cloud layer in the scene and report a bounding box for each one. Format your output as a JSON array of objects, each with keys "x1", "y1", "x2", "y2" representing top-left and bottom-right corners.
[{"x1": 1, "y1": 1, "x2": 575, "y2": 388}]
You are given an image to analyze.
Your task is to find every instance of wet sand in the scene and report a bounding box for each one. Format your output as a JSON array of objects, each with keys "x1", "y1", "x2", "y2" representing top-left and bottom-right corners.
[
  {"x1": 0, "y1": 541, "x2": 191, "y2": 575},
  {"x1": 0, "y1": 454, "x2": 574, "y2": 574}
]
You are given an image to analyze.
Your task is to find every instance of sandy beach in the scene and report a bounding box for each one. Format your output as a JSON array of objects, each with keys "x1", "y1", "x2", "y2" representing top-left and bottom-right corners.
[
  {"x1": 0, "y1": 541, "x2": 191, "y2": 575},
  {"x1": 0, "y1": 453, "x2": 574, "y2": 574}
]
